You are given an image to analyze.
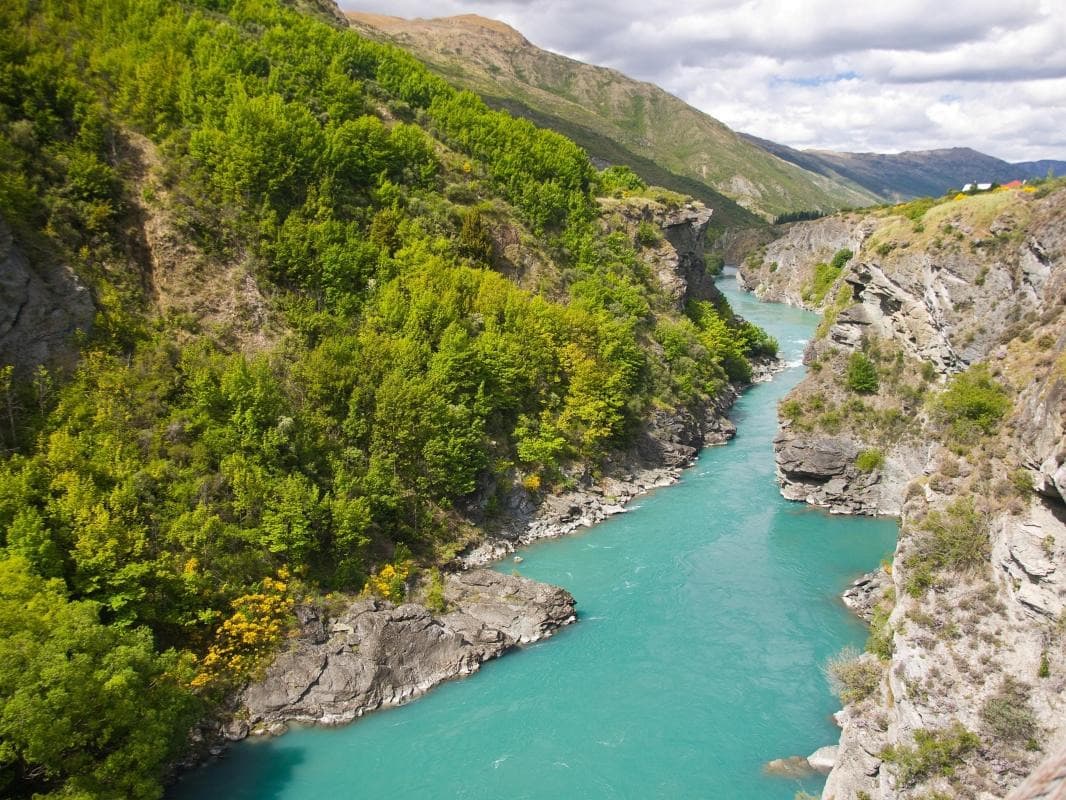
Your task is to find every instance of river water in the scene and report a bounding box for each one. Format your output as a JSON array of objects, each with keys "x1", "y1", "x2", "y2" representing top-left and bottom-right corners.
[{"x1": 172, "y1": 274, "x2": 897, "y2": 799}]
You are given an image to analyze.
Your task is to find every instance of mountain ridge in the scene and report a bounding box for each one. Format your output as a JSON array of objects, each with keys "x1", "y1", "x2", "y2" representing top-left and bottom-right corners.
[
  {"x1": 743, "y1": 135, "x2": 1066, "y2": 201},
  {"x1": 345, "y1": 11, "x2": 882, "y2": 222}
]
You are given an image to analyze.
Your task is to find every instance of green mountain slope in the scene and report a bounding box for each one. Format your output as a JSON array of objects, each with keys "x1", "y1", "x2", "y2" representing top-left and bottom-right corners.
[{"x1": 345, "y1": 12, "x2": 882, "y2": 221}]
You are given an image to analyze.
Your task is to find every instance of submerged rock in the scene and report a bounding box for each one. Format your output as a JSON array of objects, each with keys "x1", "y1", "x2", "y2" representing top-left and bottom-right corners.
[
  {"x1": 237, "y1": 570, "x2": 575, "y2": 737},
  {"x1": 763, "y1": 755, "x2": 816, "y2": 779}
]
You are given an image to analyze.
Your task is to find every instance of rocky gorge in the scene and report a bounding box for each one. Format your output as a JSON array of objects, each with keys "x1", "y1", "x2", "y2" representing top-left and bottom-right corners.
[
  {"x1": 741, "y1": 184, "x2": 1066, "y2": 798},
  {"x1": 197, "y1": 199, "x2": 782, "y2": 754}
]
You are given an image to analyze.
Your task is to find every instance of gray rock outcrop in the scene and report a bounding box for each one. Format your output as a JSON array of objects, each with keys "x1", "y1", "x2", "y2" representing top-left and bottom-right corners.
[
  {"x1": 0, "y1": 215, "x2": 93, "y2": 373},
  {"x1": 236, "y1": 570, "x2": 576, "y2": 736},
  {"x1": 659, "y1": 205, "x2": 716, "y2": 306}
]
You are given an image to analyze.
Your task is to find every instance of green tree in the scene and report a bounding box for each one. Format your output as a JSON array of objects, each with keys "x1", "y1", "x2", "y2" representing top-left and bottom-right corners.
[
  {"x1": 0, "y1": 557, "x2": 199, "y2": 799},
  {"x1": 846, "y1": 352, "x2": 879, "y2": 393}
]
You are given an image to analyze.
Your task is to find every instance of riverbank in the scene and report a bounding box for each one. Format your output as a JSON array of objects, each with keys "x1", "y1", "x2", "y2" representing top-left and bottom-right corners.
[{"x1": 461, "y1": 355, "x2": 784, "y2": 567}]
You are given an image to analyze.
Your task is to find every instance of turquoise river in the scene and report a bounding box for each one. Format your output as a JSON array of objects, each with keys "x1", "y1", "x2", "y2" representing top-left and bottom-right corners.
[{"x1": 172, "y1": 274, "x2": 898, "y2": 799}]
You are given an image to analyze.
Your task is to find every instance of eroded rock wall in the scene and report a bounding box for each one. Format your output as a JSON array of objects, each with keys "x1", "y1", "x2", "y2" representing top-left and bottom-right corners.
[
  {"x1": 748, "y1": 187, "x2": 1066, "y2": 799},
  {"x1": 0, "y1": 216, "x2": 93, "y2": 373}
]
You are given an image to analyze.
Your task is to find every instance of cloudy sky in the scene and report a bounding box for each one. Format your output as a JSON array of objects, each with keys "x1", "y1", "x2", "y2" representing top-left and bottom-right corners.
[{"x1": 339, "y1": 0, "x2": 1066, "y2": 162}]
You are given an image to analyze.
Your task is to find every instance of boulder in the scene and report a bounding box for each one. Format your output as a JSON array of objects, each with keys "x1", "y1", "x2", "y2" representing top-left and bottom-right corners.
[
  {"x1": 763, "y1": 756, "x2": 816, "y2": 779},
  {"x1": 808, "y1": 744, "x2": 839, "y2": 774}
]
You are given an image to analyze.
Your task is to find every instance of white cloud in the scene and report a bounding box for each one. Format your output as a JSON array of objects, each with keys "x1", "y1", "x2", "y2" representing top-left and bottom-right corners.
[{"x1": 339, "y1": 0, "x2": 1066, "y2": 161}]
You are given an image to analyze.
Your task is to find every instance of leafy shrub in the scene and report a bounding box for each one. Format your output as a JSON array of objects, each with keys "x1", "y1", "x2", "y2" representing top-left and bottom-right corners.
[
  {"x1": 826, "y1": 647, "x2": 882, "y2": 703},
  {"x1": 866, "y1": 594, "x2": 895, "y2": 659},
  {"x1": 1009, "y1": 468, "x2": 1032, "y2": 496},
  {"x1": 903, "y1": 498, "x2": 990, "y2": 596},
  {"x1": 365, "y1": 562, "x2": 411, "y2": 603},
  {"x1": 780, "y1": 399, "x2": 804, "y2": 423},
  {"x1": 802, "y1": 249, "x2": 853, "y2": 305},
  {"x1": 830, "y1": 248, "x2": 854, "y2": 270},
  {"x1": 896, "y1": 197, "x2": 937, "y2": 221},
  {"x1": 424, "y1": 568, "x2": 447, "y2": 614},
  {"x1": 635, "y1": 219, "x2": 662, "y2": 247},
  {"x1": 856, "y1": 449, "x2": 885, "y2": 472},
  {"x1": 598, "y1": 165, "x2": 646, "y2": 196},
  {"x1": 933, "y1": 364, "x2": 1009, "y2": 440},
  {"x1": 846, "y1": 352, "x2": 880, "y2": 394},
  {"x1": 881, "y1": 723, "x2": 980, "y2": 787}
]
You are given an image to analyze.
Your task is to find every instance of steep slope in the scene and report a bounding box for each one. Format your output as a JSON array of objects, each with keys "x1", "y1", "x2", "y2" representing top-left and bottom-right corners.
[
  {"x1": 345, "y1": 12, "x2": 881, "y2": 222},
  {"x1": 740, "y1": 182, "x2": 1066, "y2": 798},
  {"x1": 745, "y1": 135, "x2": 1066, "y2": 202},
  {"x1": 0, "y1": 0, "x2": 784, "y2": 796}
]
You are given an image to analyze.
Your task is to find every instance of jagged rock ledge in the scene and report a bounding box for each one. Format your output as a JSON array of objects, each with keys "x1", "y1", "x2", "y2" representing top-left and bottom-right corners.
[{"x1": 222, "y1": 570, "x2": 575, "y2": 741}]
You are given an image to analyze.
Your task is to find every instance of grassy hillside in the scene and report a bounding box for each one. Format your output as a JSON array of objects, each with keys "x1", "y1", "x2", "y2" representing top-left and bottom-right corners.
[
  {"x1": 0, "y1": 1, "x2": 778, "y2": 797},
  {"x1": 345, "y1": 13, "x2": 882, "y2": 222}
]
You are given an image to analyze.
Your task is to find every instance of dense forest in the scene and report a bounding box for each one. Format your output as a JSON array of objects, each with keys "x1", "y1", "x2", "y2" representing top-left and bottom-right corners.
[{"x1": 0, "y1": 1, "x2": 775, "y2": 796}]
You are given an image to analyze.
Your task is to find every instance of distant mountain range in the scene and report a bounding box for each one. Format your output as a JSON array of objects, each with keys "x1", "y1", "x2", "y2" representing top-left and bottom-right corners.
[
  {"x1": 345, "y1": 12, "x2": 881, "y2": 224},
  {"x1": 741, "y1": 136, "x2": 1066, "y2": 202},
  {"x1": 346, "y1": 12, "x2": 1066, "y2": 223}
]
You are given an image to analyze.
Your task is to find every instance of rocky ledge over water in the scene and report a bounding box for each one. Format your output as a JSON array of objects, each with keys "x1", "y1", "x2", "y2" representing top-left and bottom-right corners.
[{"x1": 222, "y1": 570, "x2": 575, "y2": 740}]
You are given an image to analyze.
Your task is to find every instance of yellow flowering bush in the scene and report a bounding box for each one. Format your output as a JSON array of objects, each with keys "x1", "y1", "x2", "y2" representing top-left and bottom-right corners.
[
  {"x1": 364, "y1": 562, "x2": 410, "y2": 603},
  {"x1": 191, "y1": 568, "x2": 295, "y2": 689}
]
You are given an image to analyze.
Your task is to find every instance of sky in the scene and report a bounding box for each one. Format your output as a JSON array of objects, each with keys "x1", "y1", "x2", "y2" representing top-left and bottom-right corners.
[{"x1": 338, "y1": 0, "x2": 1066, "y2": 162}]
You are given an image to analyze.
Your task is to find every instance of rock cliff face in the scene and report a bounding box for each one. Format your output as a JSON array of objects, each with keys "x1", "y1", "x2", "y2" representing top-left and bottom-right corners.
[
  {"x1": 738, "y1": 213, "x2": 875, "y2": 309},
  {"x1": 600, "y1": 197, "x2": 716, "y2": 309},
  {"x1": 0, "y1": 216, "x2": 93, "y2": 373},
  {"x1": 233, "y1": 570, "x2": 575, "y2": 737},
  {"x1": 745, "y1": 186, "x2": 1066, "y2": 799}
]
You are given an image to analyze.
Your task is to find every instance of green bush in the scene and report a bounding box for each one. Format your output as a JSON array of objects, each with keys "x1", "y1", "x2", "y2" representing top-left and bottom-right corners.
[
  {"x1": 881, "y1": 723, "x2": 980, "y2": 787},
  {"x1": 896, "y1": 197, "x2": 937, "y2": 221},
  {"x1": 980, "y1": 677, "x2": 1039, "y2": 747},
  {"x1": 826, "y1": 647, "x2": 882, "y2": 703},
  {"x1": 1009, "y1": 468, "x2": 1033, "y2": 496},
  {"x1": 933, "y1": 364, "x2": 1009, "y2": 439},
  {"x1": 855, "y1": 448, "x2": 885, "y2": 472},
  {"x1": 846, "y1": 352, "x2": 880, "y2": 394},
  {"x1": 830, "y1": 248, "x2": 854, "y2": 270},
  {"x1": 598, "y1": 165, "x2": 646, "y2": 196},
  {"x1": 424, "y1": 568, "x2": 447, "y2": 613},
  {"x1": 780, "y1": 399, "x2": 804, "y2": 423},
  {"x1": 636, "y1": 219, "x2": 662, "y2": 247},
  {"x1": 903, "y1": 498, "x2": 990, "y2": 596},
  {"x1": 802, "y1": 250, "x2": 853, "y2": 305},
  {"x1": 866, "y1": 596, "x2": 895, "y2": 659}
]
